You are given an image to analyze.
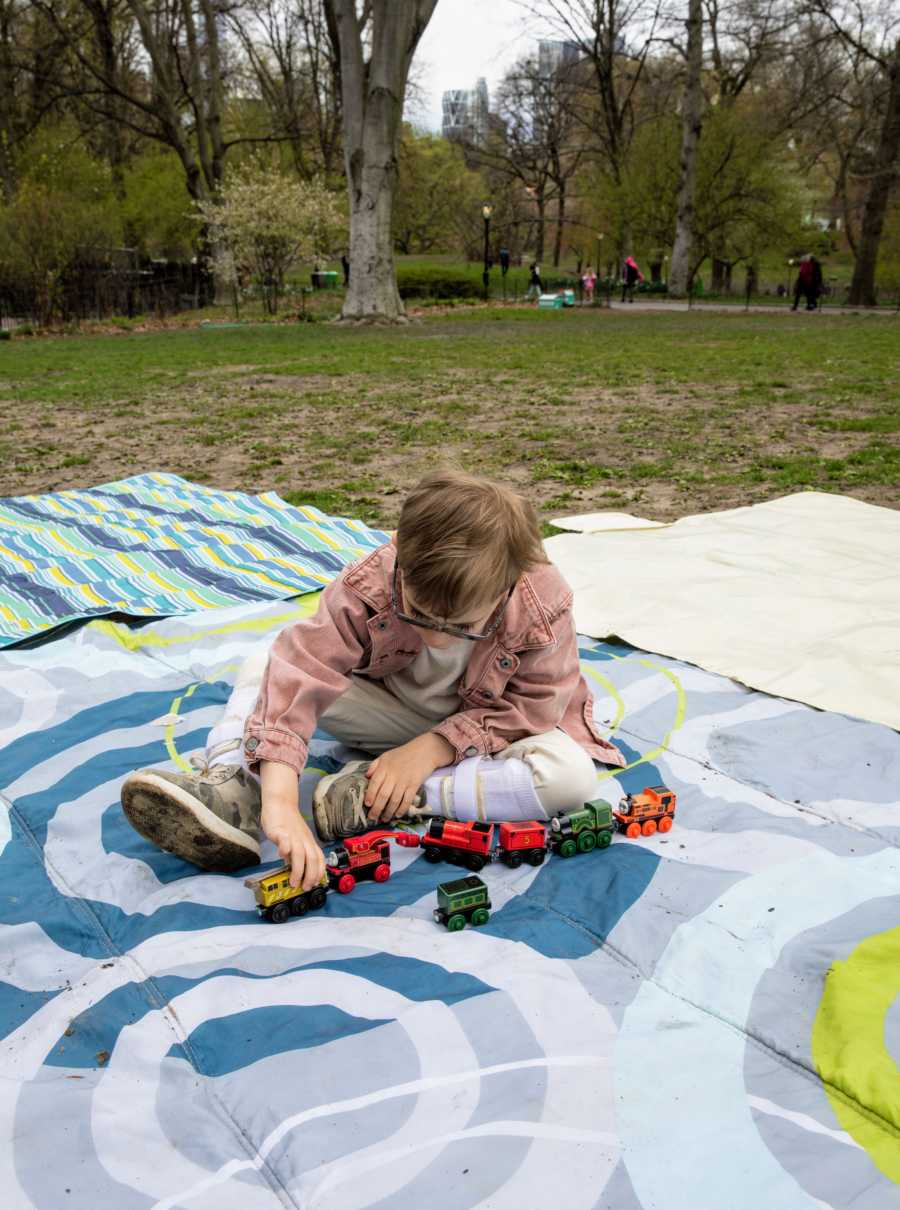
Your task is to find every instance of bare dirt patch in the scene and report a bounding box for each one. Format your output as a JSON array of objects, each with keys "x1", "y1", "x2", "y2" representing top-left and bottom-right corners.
[{"x1": 5, "y1": 362, "x2": 896, "y2": 525}]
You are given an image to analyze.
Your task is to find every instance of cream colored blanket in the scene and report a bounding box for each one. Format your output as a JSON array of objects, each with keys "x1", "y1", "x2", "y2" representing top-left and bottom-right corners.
[{"x1": 545, "y1": 491, "x2": 900, "y2": 731}]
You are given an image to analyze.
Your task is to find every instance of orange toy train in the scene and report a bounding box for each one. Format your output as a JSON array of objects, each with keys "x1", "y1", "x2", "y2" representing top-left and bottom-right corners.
[{"x1": 614, "y1": 786, "x2": 677, "y2": 837}]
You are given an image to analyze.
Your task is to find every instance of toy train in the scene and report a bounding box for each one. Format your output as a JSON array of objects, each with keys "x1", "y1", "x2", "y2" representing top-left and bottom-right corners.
[
  {"x1": 247, "y1": 786, "x2": 677, "y2": 923},
  {"x1": 409, "y1": 786, "x2": 676, "y2": 868},
  {"x1": 245, "y1": 828, "x2": 417, "y2": 922},
  {"x1": 433, "y1": 876, "x2": 491, "y2": 931}
]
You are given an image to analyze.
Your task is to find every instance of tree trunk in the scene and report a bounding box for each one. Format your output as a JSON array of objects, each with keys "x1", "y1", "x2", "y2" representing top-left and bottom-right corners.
[
  {"x1": 668, "y1": 0, "x2": 704, "y2": 299},
  {"x1": 535, "y1": 194, "x2": 546, "y2": 262},
  {"x1": 848, "y1": 39, "x2": 900, "y2": 307},
  {"x1": 553, "y1": 180, "x2": 565, "y2": 268},
  {"x1": 328, "y1": 0, "x2": 438, "y2": 322}
]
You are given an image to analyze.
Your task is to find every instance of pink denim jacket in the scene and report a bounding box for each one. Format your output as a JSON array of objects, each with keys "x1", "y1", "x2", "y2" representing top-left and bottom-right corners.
[{"x1": 244, "y1": 542, "x2": 625, "y2": 775}]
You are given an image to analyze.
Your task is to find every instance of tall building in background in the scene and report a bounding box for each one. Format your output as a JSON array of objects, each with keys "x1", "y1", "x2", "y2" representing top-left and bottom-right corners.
[
  {"x1": 442, "y1": 77, "x2": 490, "y2": 145},
  {"x1": 537, "y1": 39, "x2": 581, "y2": 77}
]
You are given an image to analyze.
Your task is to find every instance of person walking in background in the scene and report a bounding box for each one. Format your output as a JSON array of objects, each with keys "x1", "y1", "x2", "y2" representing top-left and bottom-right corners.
[
  {"x1": 527, "y1": 262, "x2": 542, "y2": 301},
  {"x1": 581, "y1": 266, "x2": 597, "y2": 303},
  {"x1": 792, "y1": 254, "x2": 823, "y2": 311},
  {"x1": 621, "y1": 255, "x2": 643, "y2": 303},
  {"x1": 341, "y1": 253, "x2": 350, "y2": 287}
]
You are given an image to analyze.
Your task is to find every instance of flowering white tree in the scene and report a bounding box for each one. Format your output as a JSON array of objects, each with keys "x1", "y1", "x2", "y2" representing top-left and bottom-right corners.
[{"x1": 197, "y1": 164, "x2": 345, "y2": 314}]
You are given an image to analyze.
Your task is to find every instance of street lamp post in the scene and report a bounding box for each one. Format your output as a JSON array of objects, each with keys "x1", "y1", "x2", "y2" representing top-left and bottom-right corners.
[{"x1": 482, "y1": 204, "x2": 493, "y2": 302}]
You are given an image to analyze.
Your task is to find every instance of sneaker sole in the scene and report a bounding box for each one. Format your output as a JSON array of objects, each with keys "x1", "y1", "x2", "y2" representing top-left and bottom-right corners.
[
  {"x1": 312, "y1": 761, "x2": 370, "y2": 843},
  {"x1": 121, "y1": 772, "x2": 260, "y2": 872}
]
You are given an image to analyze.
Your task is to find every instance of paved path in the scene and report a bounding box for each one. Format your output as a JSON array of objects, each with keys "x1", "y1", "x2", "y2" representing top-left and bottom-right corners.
[{"x1": 599, "y1": 299, "x2": 898, "y2": 317}]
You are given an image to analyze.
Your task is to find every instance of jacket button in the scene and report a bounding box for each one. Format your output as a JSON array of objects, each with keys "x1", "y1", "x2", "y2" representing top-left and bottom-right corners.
[
  {"x1": 481, "y1": 689, "x2": 493, "y2": 699},
  {"x1": 376, "y1": 619, "x2": 387, "y2": 630},
  {"x1": 464, "y1": 746, "x2": 478, "y2": 757},
  {"x1": 246, "y1": 736, "x2": 259, "y2": 751},
  {"x1": 499, "y1": 656, "x2": 512, "y2": 669}
]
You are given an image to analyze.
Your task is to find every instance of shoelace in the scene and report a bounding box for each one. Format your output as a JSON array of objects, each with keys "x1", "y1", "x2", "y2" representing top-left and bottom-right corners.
[{"x1": 190, "y1": 738, "x2": 242, "y2": 778}]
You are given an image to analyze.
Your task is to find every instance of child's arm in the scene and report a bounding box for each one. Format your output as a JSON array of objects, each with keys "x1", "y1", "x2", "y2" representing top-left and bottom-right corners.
[{"x1": 259, "y1": 760, "x2": 325, "y2": 891}]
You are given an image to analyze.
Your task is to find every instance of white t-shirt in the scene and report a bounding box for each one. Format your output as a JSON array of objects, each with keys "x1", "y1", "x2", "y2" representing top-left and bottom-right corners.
[{"x1": 383, "y1": 639, "x2": 474, "y2": 723}]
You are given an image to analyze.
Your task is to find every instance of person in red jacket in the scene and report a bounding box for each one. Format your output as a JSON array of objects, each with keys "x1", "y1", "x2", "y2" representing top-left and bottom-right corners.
[
  {"x1": 121, "y1": 470, "x2": 625, "y2": 891},
  {"x1": 621, "y1": 255, "x2": 643, "y2": 303},
  {"x1": 792, "y1": 254, "x2": 824, "y2": 311}
]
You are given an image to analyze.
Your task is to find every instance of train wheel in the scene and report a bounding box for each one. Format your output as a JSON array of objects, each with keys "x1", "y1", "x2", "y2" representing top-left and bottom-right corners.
[
  {"x1": 465, "y1": 853, "x2": 485, "y2": 872},
  {"x1": 506, "y1": 852, "x2": 523, "y2": 869},
  {"x1": 269, "y1": 902, "x2": 290, "y2": 925},
  {"x1": 337, "y1": 873, "x2": 356, "y2": 894},
  {"x1": 423, "y1": 845, "x2": 442, "y2": 863},
  {"x1": 626, "y1": 822, "x2": 641, "y2": 839},
  {"x1": 560, "y1": 838, "x2": 577, "y2": 858},
  {"x1": 642, "y1": 819, "x2": 657, "y2": 836},
  {"x1": 471, "y1": 908, "x2": 490, "y2": 926},
  {"x1": 578, "y1": 831, "x2": 597, "y2": 853},
  {"x1": 658, "y1": 815, "x2": 673, "y2": 833},
  {"x1": 308, "y1": 887, "x2": 327, "y2": 910},
  {"x1": 596, "y1": 831, "x2": 612, "y2": 848},
  {"x1": 447, "y1": 914, "x2": 466, "y2": 932},
  {"x1": 373, "y1": 863, "x2": 390, "y2": 883},
  {"x1": 290, "y1": 895, "x2": 308, "y2": 917},
  {"x1": 527, "y1": 849, "x2": 546, "y2": 866}
]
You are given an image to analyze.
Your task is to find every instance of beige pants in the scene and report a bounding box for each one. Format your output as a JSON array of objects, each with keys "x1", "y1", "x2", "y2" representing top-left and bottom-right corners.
[{"x1": 208, "y1": 644, "x2": 599, "y2": 819}]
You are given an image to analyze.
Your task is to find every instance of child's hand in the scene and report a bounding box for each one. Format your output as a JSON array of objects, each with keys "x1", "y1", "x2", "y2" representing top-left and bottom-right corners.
[
  {"x1": 365, "y1": 732, "x2": 454, "y2": 823},
  {"x1": 262, "y1": 805, "x2": 325, "y2": 891}
]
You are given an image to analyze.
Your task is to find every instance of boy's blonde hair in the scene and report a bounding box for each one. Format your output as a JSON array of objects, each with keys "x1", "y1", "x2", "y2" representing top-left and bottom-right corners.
[{"x1": 396, "y1": 469, "x2": 548, "y2": 619}]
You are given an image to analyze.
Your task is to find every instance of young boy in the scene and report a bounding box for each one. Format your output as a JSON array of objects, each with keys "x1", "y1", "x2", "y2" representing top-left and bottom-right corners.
[{"x1": 120, "y1": 470, "x2": 625, "y2": 892}]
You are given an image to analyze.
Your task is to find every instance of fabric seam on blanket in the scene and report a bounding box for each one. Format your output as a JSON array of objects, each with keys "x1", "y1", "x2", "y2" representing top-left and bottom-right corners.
[
  {"x1": 5, "y1": 792, "x2": 302, "y2": 1209},
  {"x1": 543, "y1": 899, "x2": 900, "y2": 1144}
]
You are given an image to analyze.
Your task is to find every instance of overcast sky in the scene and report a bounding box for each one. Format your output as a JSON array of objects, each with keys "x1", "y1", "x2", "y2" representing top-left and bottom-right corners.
[{"x1": 410, "y1": 0, "x2": 555, "y2": 132}]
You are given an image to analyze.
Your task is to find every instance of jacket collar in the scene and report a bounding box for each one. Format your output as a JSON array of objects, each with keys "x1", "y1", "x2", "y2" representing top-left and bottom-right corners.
[{"x1": 344, "y1": 543, "x2": 555, "y2": 651}]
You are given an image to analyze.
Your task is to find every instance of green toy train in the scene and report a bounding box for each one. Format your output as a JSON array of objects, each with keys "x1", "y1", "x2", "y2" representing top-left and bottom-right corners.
[
  {"x1": 548, "y1": 799, "x2": 615, "y2": 856},
  {"x1": 433, "y1": 875, "x2": 492, "y2": 931}
]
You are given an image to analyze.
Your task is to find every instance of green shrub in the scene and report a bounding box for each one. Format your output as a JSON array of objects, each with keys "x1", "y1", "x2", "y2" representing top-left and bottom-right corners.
[
  {"x1": 396, "y1": 265, "x2": 482, "y2": 300},
  {"x1": 0, "y1": 329, "x2": 10, "y2": 341}
]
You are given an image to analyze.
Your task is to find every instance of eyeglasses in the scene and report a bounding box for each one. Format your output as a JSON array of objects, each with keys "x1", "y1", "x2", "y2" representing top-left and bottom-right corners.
[{"x1": 391, "y1": 562, "x2": 512, "y2": 642}]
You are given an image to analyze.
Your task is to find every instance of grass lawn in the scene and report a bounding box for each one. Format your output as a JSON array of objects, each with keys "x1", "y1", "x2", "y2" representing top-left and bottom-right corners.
[{"x1": 1, "y1": 307, "x2": 897, "y2": 530}]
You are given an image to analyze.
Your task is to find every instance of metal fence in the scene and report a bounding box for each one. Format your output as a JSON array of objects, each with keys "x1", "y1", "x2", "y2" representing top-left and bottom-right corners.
[{"x1": 0, "y1": 257, "x2": 213, "y2": 329}]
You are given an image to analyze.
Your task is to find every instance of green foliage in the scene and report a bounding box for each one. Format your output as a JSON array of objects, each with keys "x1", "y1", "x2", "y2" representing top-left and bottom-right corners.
[
  {"x1": 579, "y1": 98, "x2": 806, "y2": 280},
  {"x1": 196, "y1": 163, "x2": 346, "y2": 314},
  {"x1": 0, "y1": 121, "x2": 122, "y2": 324},
  {"x1": 122, "y1": 149, "x2": 195, "y2": 258},
  {"x1": 394, "y1": 129, "x2": 484, "y2": 255},
  {"x1": 396, "y1": 265, "x2": 483, "y2": 299}
]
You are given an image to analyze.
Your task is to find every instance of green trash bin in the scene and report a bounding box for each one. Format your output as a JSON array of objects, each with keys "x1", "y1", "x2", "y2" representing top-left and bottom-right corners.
[{"x1": 311, "y1": 271, "x2": 339, "y2": 289}]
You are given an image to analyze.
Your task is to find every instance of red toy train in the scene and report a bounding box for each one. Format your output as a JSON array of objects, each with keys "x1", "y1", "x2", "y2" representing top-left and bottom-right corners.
[
  {"x1": 326, "y1": 828, "x2": 419, "y2": 893},
  {"x1": 417, "y1": 818, "x2": 548, "y2": 871}
]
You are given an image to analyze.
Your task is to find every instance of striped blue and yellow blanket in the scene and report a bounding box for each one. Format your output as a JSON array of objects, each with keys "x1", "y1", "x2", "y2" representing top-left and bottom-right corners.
[{"x1": 0, "y1": 473, "x2": 388, "y2": 647}]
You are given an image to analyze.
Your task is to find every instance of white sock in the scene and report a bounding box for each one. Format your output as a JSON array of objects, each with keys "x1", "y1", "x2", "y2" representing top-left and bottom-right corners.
[
  {"x1": 205, "y1": 683, "x2": 259, "y2": 773},
  {"x1": 424, "y1": 756, "x2": 546, "y2": 822}
]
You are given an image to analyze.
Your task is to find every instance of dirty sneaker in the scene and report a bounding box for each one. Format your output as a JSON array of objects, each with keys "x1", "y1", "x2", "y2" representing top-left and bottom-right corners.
[
  {"x1": 312, "y1": 759, "x2": 427, "y2": 843},
  {"x1": 121, "y1": 758, "x2": 262, "y2": 872}
]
